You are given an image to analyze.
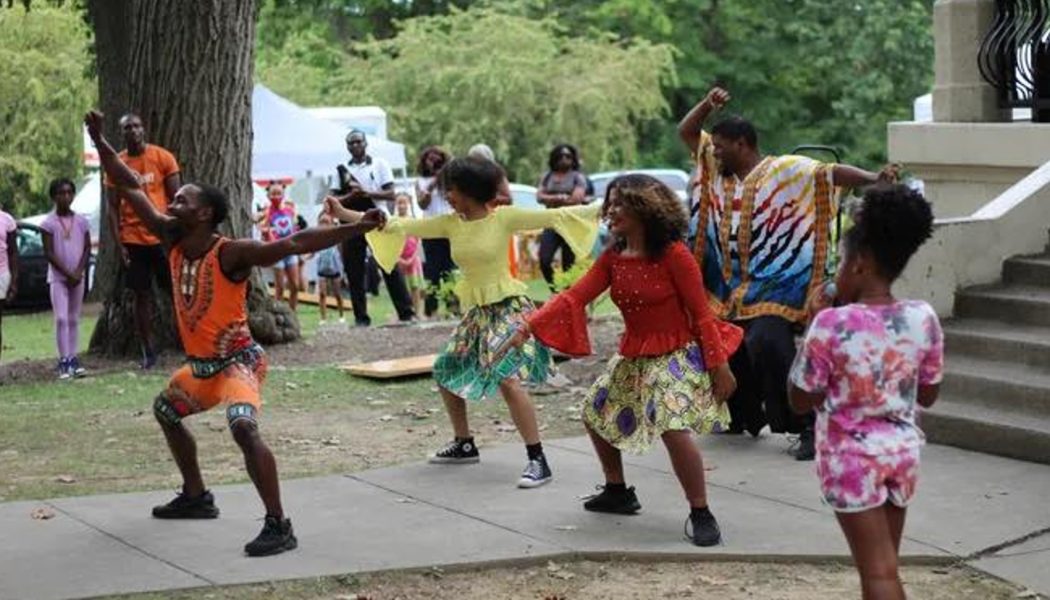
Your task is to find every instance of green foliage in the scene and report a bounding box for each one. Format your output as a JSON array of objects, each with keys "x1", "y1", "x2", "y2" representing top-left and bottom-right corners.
[
  {"x1": 552, "y1": 258, "x2": 592, "y2": 292},
  {"x1": 257, "y1": 5, "x2": 676, "y2": 182},
  {"x1": 424, "y1": 269, "x2": 463, "y2": 314},
  {"x1": 0, "y1": 4, "x2": 94, "y2": 216}
]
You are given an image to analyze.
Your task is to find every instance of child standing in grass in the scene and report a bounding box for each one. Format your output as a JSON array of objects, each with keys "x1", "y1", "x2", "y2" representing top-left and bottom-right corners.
[
  {"x1": 40, "y1": 178, "x2": 92, "y2": 379},
  {"x1": 395, "y1": 193, "x2": 425, "y2": 318},
  {"x1": 315, "y1": 210, "x2": 346, "y2": 324},
  {"x1": 0, "y1": 201, "x2": 16, "y2": 363},
  {"x1": 789, "y1": 184, "x2": 941, "y2": 600},
  {"x1": 327, "y1": 157, "x2": 600, "y2": 489}
]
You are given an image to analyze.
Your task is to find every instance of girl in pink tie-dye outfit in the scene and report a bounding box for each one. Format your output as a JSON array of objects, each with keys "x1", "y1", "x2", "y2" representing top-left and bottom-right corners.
[{"x1": 789, "y1": 184, "x2": 943, "y2": 600}]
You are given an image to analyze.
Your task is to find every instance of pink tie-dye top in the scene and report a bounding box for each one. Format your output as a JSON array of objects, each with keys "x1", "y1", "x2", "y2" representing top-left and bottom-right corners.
[{"x1": 789, "y1": 300, "x2": 944, "y2": 456}]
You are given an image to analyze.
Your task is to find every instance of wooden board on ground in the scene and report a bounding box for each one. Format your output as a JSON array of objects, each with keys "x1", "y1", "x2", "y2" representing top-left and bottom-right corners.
[
  {"x1": 342, "y1": 354, "x2": 438, "y2": 379},
  {"x1": 296, "y1": 291, "x2": 345, "y2": 309}
]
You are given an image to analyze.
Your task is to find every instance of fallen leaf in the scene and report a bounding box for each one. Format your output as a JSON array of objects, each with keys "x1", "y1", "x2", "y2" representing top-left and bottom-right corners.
[
  {"x1": 55, "y1": 475, "x2": 76, "y2": 484},
  {"x1": 368, "y1": 400, "x2": 389, "y2": 407},
  {"x1": 284, "y1": 382, "x2": 299, "y2": 390},
  {"x1": 31, "y1": 507, "x2": 55, "y2": 520},
  {"x1": 698, "y1": 574, "x2": 728, "y2": 586},
  {"x1": 379, "y1": 415, "x2": 395, "y2": 422},
  {"x1": 396, "y1": 498, "x2": 416, "y2": 504},
  {"x1": 322, "y1": 437, "x2": 341, "y2": 446},
  {"x1": 495, "y1": 424, "x2": 517, "y2": 433}
]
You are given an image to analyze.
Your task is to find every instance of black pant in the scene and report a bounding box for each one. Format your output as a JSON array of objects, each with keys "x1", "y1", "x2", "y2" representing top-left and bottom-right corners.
[
  {"x1": 422, "y1": 239, "x2": 457, "y2": 317},
  {"x1": 538, "y1": 228, "x2": 576, "y2": 290},
  {"x1": 726, "y1": 315, "x2": 814, "y2": 435},
  {"x1": 342, "y1": 237, "x2": 415, "y2": 325}
]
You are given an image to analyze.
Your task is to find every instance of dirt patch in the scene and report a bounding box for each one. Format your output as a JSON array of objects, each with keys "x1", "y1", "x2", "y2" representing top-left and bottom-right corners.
[{"x1": 101, "y1": 560, "x2": 1025, "y2": 600}]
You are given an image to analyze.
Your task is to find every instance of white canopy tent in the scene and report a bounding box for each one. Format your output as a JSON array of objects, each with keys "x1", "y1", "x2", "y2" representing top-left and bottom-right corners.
[{"x1": 251, "y1": 84, "x2": 407, "y2": 181}]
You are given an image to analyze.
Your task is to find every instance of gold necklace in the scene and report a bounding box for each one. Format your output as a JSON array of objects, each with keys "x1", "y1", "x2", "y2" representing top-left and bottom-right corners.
[{"x1": 57, "y1": 214, "x2": 73, "y2": 240}]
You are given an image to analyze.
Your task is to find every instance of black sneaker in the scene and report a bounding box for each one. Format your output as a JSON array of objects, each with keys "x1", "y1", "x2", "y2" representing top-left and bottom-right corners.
[
  {"x1": 583, "y1": 485, "x2": 642, "y2": 514},
  {"x1": 244, "y1": 516, "x2": 298, "y2": 557},
  {"x1": 794, "y1": 429, "x2": 816, "y2": 462},
  {"x1": 685, "y1": 507, "x2": 722, "y2": 547},
  {"x1": 151, "y1": 489, "x2": 220, "y2": 519},
  {"x1": 429, "y1": 439, "x2": 480, "y2": 464},
  {"x1": 517, "y1": 455, "x2": 552, "y2": 489}
]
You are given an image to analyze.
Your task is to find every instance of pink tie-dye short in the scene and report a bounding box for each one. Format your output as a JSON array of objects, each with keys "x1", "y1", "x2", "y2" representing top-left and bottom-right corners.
[{"x1": 816, "y1": 449, "x2": 920, "y2": 512}]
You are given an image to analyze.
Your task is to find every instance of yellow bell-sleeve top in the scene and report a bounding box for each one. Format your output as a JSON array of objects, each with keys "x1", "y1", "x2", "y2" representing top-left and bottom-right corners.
[{"x1": 368, "y1": 204, "x2": 601, "y2": 310}]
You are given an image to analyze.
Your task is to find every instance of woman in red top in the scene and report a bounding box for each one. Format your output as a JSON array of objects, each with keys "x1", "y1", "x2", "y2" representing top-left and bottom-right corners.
[{"x1": 506, "y1": 174, "x2": 741, "y2": 546}]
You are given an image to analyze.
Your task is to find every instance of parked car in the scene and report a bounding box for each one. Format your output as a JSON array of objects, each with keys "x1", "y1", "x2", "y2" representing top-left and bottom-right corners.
[
  {"x1": 507, "y1": 183, "x2": 539, "y2": 210},
  {"x1": 7, "y1": 222, "x2": 94, "y2": 310},
  {"x1": 588, "y1": 169, "x2": 691, "y2": 203}
]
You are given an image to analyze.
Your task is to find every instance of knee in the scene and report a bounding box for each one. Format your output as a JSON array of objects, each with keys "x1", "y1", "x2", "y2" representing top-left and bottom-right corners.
[
  {"x1": 55, "y1": 315, "x2": 70, "y2": 330},
  {"x1": 229, "y1": 419, "x2": 258, "y2": 448},
  {"x1": 227, "y1": 404, "x2": 259, "y2": 447},
  {"x1": 857, "y1": 556, "x2": 900, "y2": 583},
  {"x1": 153, "y1": 395, "x2": 182, "y2": 429}
]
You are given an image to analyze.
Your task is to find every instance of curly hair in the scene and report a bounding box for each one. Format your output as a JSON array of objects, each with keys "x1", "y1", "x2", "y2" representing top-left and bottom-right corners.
[
  {"x1": 416, "y1": 145, "x2": 451, "y2": 177},
  {"x1": 48, "y1": 177, "x2": 76, "y2": 198},
  {"x1": 844, "y1": 183, "x2": 933, "y2": 280},
  {"x1": 604, "y1": 173, "x2": 688, "y2": 259},
  {"x1": 547, "y1": 144, "x2": 580, "y2": 172}
]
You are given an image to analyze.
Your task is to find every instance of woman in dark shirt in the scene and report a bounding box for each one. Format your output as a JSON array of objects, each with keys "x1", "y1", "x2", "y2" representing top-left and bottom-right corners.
[{"x1": 537, "y1": 144, "x2": 588, "y2": 290}]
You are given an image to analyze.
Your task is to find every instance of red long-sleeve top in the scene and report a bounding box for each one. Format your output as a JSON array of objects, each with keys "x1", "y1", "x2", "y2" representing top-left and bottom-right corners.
[{"x1": 527, "y1": 241, "x2": 743, "y2": 367}]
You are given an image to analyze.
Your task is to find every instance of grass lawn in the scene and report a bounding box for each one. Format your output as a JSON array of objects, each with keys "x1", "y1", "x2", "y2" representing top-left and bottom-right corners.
[{"x1": 0, "y1": 276, "x2": 610, "y2": 502}]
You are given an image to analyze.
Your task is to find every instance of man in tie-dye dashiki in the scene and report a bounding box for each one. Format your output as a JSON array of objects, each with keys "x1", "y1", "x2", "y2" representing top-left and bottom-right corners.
[{"x1": 678, "y1": 86, "x2": 898, "y2": 460}]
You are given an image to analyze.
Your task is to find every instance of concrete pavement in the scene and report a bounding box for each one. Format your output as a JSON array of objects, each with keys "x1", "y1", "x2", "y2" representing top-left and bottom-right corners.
[{"x1": 2, "y1": 434, "x2": 1048, "y2": 599}]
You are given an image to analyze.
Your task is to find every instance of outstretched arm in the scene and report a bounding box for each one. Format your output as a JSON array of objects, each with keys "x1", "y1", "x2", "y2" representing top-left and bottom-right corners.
[
  {"x1": 84, "y1": 111, "x2": 178, "y2": 239},
  {"x1": 221, "y1": 209, "x2": 386, "y2": 280},
  {"x1": 678, "y1": 87, "x2": 730, "y2": 155},
  {"x1": 831, "y1": 163, "x2": 899, "y2": 188}
]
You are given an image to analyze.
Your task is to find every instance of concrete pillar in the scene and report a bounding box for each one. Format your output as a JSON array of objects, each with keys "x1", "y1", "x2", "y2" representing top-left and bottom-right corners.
[{"x1": 932, "y1": 0, "x2": 1009, "y2": 122}]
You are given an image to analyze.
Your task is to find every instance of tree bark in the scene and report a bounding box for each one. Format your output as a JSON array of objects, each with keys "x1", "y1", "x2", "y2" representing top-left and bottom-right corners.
[{"x1": 85, "y1": 0, "x2": 299, "y2": 357}]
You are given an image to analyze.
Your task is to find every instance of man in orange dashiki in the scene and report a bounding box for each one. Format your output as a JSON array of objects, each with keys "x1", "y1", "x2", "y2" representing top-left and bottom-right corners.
[{"x1": 87, "y1": 110, "x2": 385, "y2": 557}]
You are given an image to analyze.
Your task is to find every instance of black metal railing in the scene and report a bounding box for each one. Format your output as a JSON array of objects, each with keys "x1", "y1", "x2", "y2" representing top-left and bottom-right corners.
[{"x1": 977, "y1": 0, "x2": 1050, "y2": 122}]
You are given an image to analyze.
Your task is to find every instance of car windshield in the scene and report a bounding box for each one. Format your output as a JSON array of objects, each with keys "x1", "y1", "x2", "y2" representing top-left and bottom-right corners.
[
  {"x1": 591, "y1": 173, "x2": 686, "y2": 199},
  {"x1": 16, "y1": 226, "x2": 44, "y2": 257}
]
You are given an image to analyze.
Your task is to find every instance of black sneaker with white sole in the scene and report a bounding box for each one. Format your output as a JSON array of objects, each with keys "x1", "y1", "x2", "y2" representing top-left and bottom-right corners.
[
  {"x1": 685, "y1": 507, "x2": 722, "y2": 547},
  {"x1": 517, "y1": 455, "x2": 552, "y2": 488},
  {"x1": 151, "y1": 489, "x2": 220, "y2": 519},
  {"x1": 583, "y1": 485, "x2": 642, "y2": 514},
  {"x1": 429, "y1": 438, "x2": 480, "y2": 464},
  {"x1": 244, "y1": 515, "x2": 298, "y2": 557}
]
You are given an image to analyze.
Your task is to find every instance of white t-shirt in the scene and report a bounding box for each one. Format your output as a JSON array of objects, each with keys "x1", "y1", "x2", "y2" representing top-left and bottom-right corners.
[
  {"x1": 418, "y1": 176, "x2": 452, "y2": 217},
  {"x1": 345, "y1": 156, "x2": 393, "y2": 194}
]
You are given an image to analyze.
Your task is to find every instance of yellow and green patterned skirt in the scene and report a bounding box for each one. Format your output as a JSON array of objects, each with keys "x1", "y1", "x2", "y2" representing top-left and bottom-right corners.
[
  {"x1": 583, "y1": 343, "x2": 730, "y2": 454},
  {"x1": 434, "y1": 296, "x2": 553, "y2": 401}
]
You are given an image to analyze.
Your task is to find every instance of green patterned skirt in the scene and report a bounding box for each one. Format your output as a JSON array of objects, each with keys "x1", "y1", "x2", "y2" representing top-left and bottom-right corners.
[
  {"x1": 583, "y1": 343, "x2": 730, "y2": 454},
  {"x1": 434, "y1": 296, "x2": 553, "y2": 401}
]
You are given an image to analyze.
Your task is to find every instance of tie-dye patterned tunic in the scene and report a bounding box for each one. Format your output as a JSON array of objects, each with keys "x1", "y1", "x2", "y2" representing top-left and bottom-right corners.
[{"x1": 691, "y1": 131, "x2": 839, "y2": 324}]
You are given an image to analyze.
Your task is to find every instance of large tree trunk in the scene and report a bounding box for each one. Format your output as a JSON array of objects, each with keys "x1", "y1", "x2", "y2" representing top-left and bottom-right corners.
[{"x1": 85, "y1": 0, "x2": 298, "y2": 357}]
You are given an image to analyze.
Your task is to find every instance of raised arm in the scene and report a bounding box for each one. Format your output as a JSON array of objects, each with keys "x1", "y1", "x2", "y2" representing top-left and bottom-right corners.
[
  {"x1": 84, "y1": 111, "x2": 178, "y2": 239},
  {"x1": 678, "y1": 87, "x2": 730, "y2": 155},
  {"x1": 221, "y1": 209, "x2": 386, "y2": 280}
]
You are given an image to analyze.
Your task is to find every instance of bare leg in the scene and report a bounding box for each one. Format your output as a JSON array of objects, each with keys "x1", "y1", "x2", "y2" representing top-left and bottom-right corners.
[
  {"x1": 155, "y1": 414, "x2": 206, "y2": 497},
  {"x1": 661, "y1": 430, "x2": 708, "y2": 507},
  {"x1": 499, "y1": 378, "x2": 540, "y2": 445},
  {"x1": 284, "y1": 264, "x2": 299, "y2": 311},
  {"x1": 317, "y1": 279, "x2": 328, "y2": 321},
  {"x1": 440, "y1": 386, "x2": 471, "y2": 438},
  {"x1": 272, "y1": 268, "x2": 284, "y2": 303},
  {"x1": 230, "y1": 419, "x2": 284, "y2": 519},
  {"x1": 333, "y1": 279, "x2": 345, "y2": 318},
  {"x1": 886, "y1": 504, "x2": 907, "y2": 554},
  {"x1": 836, "y1": 505, "x2": 906, "y2": 600},
  {"x1": 586, "y1": 424, "x2": 625, "y2": 484}
]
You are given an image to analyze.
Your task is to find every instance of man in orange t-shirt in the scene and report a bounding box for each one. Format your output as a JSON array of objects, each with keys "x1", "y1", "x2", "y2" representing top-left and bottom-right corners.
[{"x1": 105, "y1": 113, "x2": 181, "y2": 369}]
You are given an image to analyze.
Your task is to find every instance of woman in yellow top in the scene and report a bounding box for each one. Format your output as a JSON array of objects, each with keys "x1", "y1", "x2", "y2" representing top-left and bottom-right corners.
[{"x1": 328, "y1": 156, "x2": 600, "y2": 489}]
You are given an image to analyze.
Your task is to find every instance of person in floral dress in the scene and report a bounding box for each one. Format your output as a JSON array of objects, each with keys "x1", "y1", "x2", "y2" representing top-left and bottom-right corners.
[
  {"x1": 506, "y1": 174, "x2": 741, "y2": 546},
  {"x1": 789, "y1": 184, "x2": 942, "y2": 599}
]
